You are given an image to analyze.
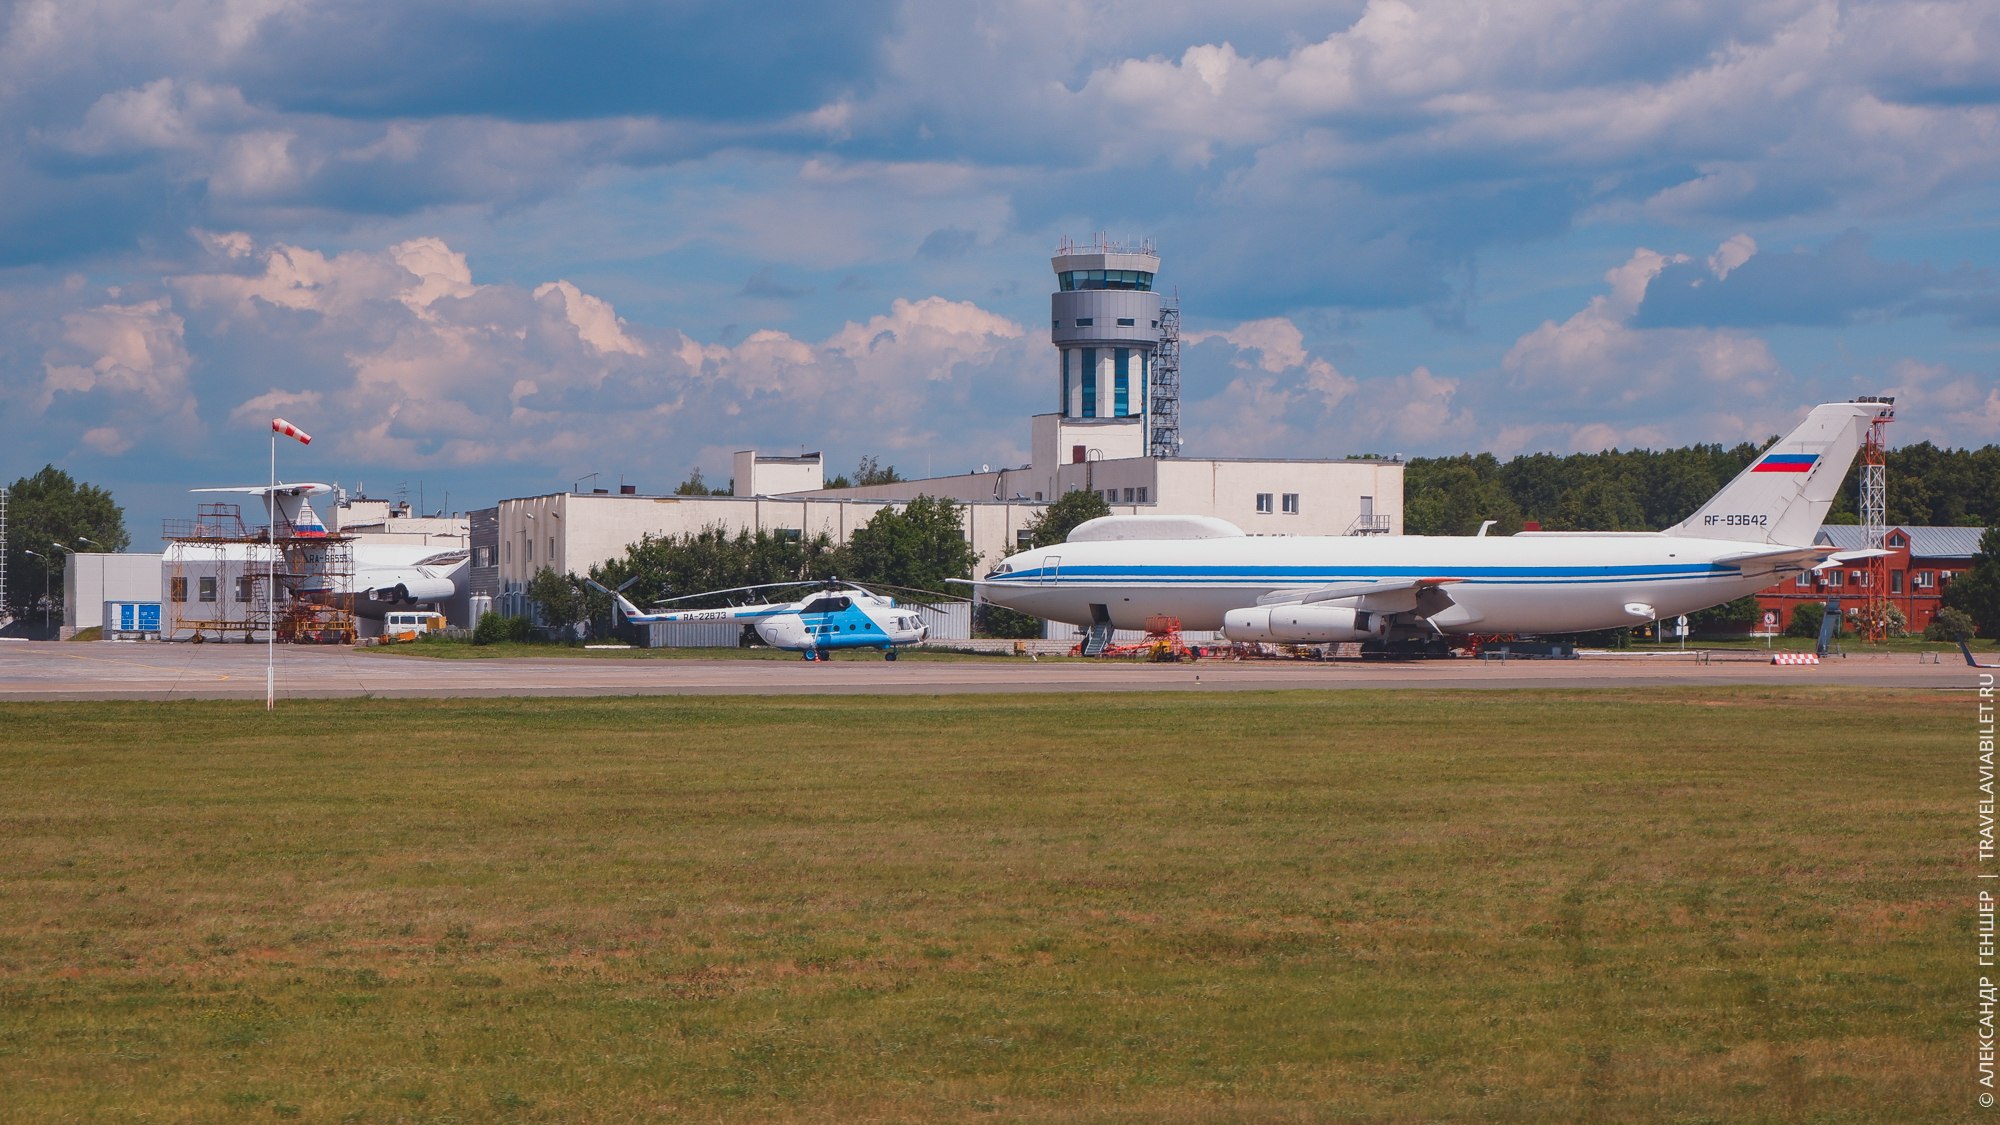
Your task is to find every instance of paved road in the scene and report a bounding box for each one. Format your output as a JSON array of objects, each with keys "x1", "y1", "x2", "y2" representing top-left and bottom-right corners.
[{"x1": 0, "y1": 639, "x2": 1975, "y2": 700}]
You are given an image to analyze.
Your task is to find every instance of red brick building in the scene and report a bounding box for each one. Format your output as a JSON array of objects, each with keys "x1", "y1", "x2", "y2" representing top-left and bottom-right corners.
[{"x1": 1754, "y1": 525, "x2": 1987, "y2": 634}]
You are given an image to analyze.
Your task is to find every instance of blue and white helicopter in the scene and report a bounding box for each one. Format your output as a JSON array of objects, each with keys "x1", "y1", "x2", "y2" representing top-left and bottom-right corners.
[{"x1": 584, "y1": 576, "x2": 930, "y2": 660}]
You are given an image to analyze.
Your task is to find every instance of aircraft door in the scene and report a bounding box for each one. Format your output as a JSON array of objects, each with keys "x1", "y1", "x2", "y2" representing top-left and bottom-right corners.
[{"x1": 1039, "y1": 555, "x2": 1060, "y2": 585}]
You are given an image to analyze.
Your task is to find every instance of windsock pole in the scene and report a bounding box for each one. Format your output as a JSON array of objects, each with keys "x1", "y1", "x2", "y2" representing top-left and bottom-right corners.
[{"x1": 268, "y1": 418, "x2": 312, "y2": 710}]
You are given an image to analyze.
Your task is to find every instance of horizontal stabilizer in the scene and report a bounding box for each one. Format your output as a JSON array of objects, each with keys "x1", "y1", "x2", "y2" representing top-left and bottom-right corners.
[
  {"x1": 191, "y1": 483, "x2": 332, "y2": 495},
  {"x1": 1714, "y1": 546, "x2": 1830, "y2": 577},
  {"x1": 1818, "y1": 548, "x2": 1890, "y2": 568}
]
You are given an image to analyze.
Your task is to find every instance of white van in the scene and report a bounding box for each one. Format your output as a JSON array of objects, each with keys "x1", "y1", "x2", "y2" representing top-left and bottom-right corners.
[{"x1": 383, "y1": 611, "x2": 446, "y2": 640}]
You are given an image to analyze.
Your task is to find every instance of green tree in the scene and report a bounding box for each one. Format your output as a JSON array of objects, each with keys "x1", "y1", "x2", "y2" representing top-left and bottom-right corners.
[
  {"x1": 1020, "y1": 489, "x2": 1111, "y2": 548},
  {"x1": 1785, "y1": 601, "x2": 1840, "y2": 639},
  {"x1": 526, "y1": 566, "x2": 589, "y2": 640},
  {"x1": 1403, "y1": 457, "x2": 1523, "y2": 535},
  {"x1": 843, "y1": 495, "x2": 976, "y2": 596},
  {"x1": 1943, "y1": 526, "x2": 2000, "y2": 640},
  {"x1": 826, "y1": 455, "x2": 906, "y2": 490},
  {"x1": 4, "y1": 465, "x2": 131, "y2": 624},
  {"x1": 1551, "y1": 474, "x2": 1647, "y2": 531},
  {"x1": 673, "y1": 468, "x2": 721, "y2": 496},
  {"x1": 1688, "y1": 594, "x2": 1759, "y2": 634},
  {"x1": 587, "y1": 526, "x2": 841, "y2": 624},
  {"x1": 1926, "y1": 606, "x2": 1977, "y2": 642}
]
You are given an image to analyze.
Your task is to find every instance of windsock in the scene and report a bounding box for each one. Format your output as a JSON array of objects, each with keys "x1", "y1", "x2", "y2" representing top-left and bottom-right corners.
[{"x1": 272, "y1": 418, "x2": 312, "y2": 445}]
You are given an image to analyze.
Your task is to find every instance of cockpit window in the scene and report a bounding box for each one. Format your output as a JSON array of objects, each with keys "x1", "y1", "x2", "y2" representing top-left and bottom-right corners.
[
  {"x1": 986, "y1": 562, "x2": 1012, "y2": 578},
  {"x1": 802, "y1": 596, "x2": 852, "y2": 614}
]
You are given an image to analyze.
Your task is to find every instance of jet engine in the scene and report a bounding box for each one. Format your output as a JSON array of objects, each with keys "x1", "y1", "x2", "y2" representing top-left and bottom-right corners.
[
  {"x1": 367, "y1": 577, "x2": 456, "y2": 604},
  {"x1": 1222, "y1": 605, "x2": 1388, "y2": 643}
]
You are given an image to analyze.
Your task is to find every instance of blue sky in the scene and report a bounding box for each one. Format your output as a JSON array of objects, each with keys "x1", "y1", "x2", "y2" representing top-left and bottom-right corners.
[{"x1": 3, "y1": 0, "x2": 1996, "y2": 545}]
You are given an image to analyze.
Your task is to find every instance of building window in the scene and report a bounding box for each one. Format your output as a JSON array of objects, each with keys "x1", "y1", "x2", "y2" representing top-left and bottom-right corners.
[
  {"x1": 775, "y1": 528, "x2": 802, "y2": 543},
  {"x1": 1017, "y1": 530, "x2": 1033, "y2": 549},
  {"x1": 1916, "y1": 570, "x2": 1936, "y2": 589},
  {"x1": 1282, "y1": 493, "x2": 1300, "y2": 515},
  {"x1": 236, "y1": 576, "x2": 254, "y2": 602},
  {"x1": 1114, "y1": 348, "x2": 1129, "y2": 416},
  {"x1": 170, "y1": 577, "x2": 187, "y2": 603},
  {"x1": 1075, "y1": 317, "x2": 1094, "y2": 327},
  {"x1": 1890, "y1": 570, "x2": 1904, "y2": 594},
  {"x1": 1080, "y1": 348, "x2": 1097, "y2": 417},
  {"x1": 1795, "y1": 571, "x2": 1812, "y2": 588},
  {"x1": 1136, "y1": 487, "x2": 1148, "y2": 503},
  {"x1": 526, "y1": 538, "x2": 533, "y2": 563},
  {"x1": 1116, "y1": 317, "x2": 1135, "y2": 326},
  {"x1": 1104, "y1": 489, "x2": 1116, "y2": 503},
  {"x1": 548, "y1": 536, "x2": 555, "y2": 561},
  {"x1": 1060, "y1": 352, "x2": 1070, "y2": 415},
  {"x1": 1888, "y1": 532, "x2": 1905, "y2": 548},
  {"x1": 1825, "y1": 570, "x2": 1843, "y2": 588},
  {"x1": 1122, "y1": 488, "x2": 1135, "y2": 503},
  {"x1": 198, "y1": 576, "x2": 218, "y2": 603},
  {"x1": 1256, "y1": 493, "x2": 1274, "y2": 514},
  {"x1": 1856, "y1": 570, "x2": 1871, "y2": 588},
  {"x1": 504, "y1": 541, "x2": 511, "y2": 563}
]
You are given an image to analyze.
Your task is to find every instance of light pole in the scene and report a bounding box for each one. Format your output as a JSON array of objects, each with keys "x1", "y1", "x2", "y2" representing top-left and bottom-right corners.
[
  {"x1": 49, "y1": 541, "x2": 80, "y2": 634},
  {"x1": 22, "y1": 549, "x2": 49, "y2": 634},
  {"x1": 269, "y1": 418, "x2": 313, "y2": 710}
]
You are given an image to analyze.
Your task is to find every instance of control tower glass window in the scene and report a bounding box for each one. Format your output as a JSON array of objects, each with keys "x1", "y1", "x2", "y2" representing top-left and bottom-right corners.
[{"x1": 1057, "y1": 269, "x2": 1155, "y2": 292}]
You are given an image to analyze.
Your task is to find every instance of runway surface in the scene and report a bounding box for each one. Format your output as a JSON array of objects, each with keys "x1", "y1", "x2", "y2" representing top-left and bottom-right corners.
[{"x1": 0, "y1": 639, "x2": 1975, "y2": 700}]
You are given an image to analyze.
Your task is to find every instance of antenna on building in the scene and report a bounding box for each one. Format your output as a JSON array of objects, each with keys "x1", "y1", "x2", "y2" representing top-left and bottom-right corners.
[{"x1": 1151, "y1": 289, "x2": 1182, "y2": 459}]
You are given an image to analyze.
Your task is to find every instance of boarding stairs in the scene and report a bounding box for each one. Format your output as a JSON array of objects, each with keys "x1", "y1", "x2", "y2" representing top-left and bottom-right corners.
[{"x1": 1081, "y1": 622, "x2": 1115, "y2": 656}]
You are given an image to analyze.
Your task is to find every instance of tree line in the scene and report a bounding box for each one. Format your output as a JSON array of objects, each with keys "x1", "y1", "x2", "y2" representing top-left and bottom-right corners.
[{"x1": 1405, "y1": 441, "x2": 2000, "y2": 535}]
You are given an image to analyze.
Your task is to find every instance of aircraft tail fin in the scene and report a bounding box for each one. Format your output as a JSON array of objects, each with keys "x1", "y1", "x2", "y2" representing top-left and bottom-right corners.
[
  {"x1": 1665, "y1": 398, "x2": 1894, "y2": 546},
  {"x1": 1963, "y1": 640, "x2": 1999, "y2": 669}
]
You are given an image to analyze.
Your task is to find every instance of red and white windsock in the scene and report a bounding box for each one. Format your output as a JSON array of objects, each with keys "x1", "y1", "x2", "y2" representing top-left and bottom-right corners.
[{"x1": 271, "y1": 418, "x2": 312, "y2": 445}]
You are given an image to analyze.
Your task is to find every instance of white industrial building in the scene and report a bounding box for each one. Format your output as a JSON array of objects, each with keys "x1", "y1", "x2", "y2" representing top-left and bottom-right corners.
[
  {"x1": 488, "y1": 240, "x2": 1404, "y2": 627},
  {"x1": 51, "y1": 489, "x2": 472, "y2": 639}
]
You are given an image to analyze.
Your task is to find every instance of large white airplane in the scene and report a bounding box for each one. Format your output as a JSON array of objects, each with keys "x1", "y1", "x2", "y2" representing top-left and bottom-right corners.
[
  {"x1": 971, "y1": 398, "x2": 1895, "y2": 645},
  {"x1": 191, "y1": 483, "x2": 468, "y2": 618}
]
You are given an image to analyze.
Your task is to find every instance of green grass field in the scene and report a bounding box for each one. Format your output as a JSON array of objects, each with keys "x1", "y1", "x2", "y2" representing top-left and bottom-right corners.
[{"x1": 0, "y1": 689, "x2": 1968, "y2": 1121}]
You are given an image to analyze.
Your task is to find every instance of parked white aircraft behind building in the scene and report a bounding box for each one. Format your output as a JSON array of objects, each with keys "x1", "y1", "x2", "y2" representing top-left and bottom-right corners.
[
  {"x1": 971, "y1": 398, "x2": 1895, "y2": 645},
  {"x1": 191, "y1": 484, "x2": 468, "y2": 618}
]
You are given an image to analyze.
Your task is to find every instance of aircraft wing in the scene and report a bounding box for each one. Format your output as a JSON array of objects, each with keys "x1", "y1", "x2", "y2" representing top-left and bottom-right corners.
[{"x1": 1255, "y1": 577, "x2": 1464, "y2": 615}]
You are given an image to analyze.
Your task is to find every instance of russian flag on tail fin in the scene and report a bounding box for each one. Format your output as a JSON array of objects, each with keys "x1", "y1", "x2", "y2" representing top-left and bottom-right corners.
[{"x1": 1752, "y1": 453, "x2": 1819, "y2": 473}]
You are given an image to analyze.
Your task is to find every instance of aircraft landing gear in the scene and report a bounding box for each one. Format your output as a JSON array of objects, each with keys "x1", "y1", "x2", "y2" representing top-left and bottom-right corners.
[{"x1": 884, "y1": 648, "x2": 898, "y2": 661}]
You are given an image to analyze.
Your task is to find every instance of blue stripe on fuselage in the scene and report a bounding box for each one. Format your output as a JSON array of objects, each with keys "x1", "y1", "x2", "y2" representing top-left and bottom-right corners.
[{"x1": 989, "y1": 561, "x2": 1741, "y2": 587}]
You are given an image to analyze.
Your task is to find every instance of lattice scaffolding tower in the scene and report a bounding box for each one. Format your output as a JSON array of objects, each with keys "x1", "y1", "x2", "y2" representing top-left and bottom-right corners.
[
  {"x1": 0, "y1": 487, "x2": 9, "y2": 626},
  {"x1": 1150, "y1": 292, "x2": 1182, "y2": 459},
  {"x1": 1858, "y1": 402, "x2": 1893, "y2": 643}
]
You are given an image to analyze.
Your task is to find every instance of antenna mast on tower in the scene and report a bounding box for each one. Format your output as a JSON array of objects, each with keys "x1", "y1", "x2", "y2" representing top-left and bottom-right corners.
[
  {"x1": 1858, "y1": 404, "x2": 1893, "y2": 643},
  {"x1": 1150, "y1": 291, "x2": 1182, "y2": 459}
]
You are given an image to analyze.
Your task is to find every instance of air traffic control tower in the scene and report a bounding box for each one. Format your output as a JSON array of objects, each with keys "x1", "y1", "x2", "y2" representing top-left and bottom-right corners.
[{"x1": 1034, "y1": 237, "x2": 1176, "y2": 488}]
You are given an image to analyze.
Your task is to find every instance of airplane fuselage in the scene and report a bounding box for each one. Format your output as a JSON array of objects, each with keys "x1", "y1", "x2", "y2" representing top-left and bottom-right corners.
[{"x1": 978, "y1": 532, "x2": 1791, "y2": 635}]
